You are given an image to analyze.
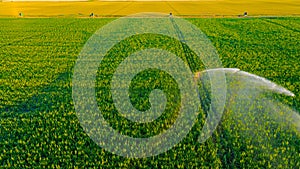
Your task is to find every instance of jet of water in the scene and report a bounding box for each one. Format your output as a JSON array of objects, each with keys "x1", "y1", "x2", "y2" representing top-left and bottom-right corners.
[
  {"x1": 195, "y1": 68, "x2": 300, "y2": 137},
  {"x1": 196, "y1": 68, "x2": 299, "y2": 132},
  {"x1": 195, "y1": 68, "x2": 300, "y2": 166}
]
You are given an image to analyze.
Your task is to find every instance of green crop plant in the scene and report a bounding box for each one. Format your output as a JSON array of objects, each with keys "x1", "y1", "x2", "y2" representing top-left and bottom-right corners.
[{"x1": 0, "y1": 17, "x2": 299, "y2": 168}]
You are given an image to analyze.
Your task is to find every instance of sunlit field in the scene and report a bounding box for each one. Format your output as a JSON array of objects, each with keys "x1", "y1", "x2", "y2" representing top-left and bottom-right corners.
[
  {"x1": 1, "y1": 16, "x2": 300, "y2": 168},
  {"x1": 1, "y1": 0, "x2": 300, "y2": 168},
  {"x1": 0, "y1": 0, "x2": 300, "y2": 17}
]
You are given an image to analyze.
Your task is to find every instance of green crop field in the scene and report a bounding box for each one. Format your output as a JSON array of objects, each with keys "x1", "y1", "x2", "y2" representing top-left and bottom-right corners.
[{"x1": 1, "y1": 17, "x2": 300, "y2": 168}]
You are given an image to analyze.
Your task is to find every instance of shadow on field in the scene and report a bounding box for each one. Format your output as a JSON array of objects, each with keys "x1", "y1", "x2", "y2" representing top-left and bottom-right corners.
[{"x1": 0, "y1": 70, "x2": 74, "y2": 116}]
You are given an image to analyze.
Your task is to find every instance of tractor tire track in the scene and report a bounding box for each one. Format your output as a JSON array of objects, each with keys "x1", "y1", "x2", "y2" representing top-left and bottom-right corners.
[
  {"x1": 108, "y1": 2, "x2": 134, "y2": 16},
  {"x1": 263, "y1": 19, "x2": 300, "y2": 33},
  {"x1": 169, "y1": 17, "x2": 210, "y2": 114},
  {"x1": 165, "y1": 2, "x2": 180, "y2": 16}
]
